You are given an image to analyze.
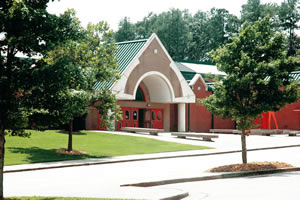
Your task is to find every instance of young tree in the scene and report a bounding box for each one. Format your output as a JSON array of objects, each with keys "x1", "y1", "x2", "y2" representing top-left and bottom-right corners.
[
  {"x1": 0, "y1": 0, "x2": 81, "y2": 198},
  {"x1": 43, "y1": 22, "x2": 119, "y2": 152},
  {"x1": 202, "y1": 17, "x2": 300, "y2": 164}
]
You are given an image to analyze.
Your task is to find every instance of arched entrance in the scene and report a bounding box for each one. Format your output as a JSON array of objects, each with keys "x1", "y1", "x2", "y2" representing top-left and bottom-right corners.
[{"x1": 117, "y1": 72, "x2": 174, "y2": 131}]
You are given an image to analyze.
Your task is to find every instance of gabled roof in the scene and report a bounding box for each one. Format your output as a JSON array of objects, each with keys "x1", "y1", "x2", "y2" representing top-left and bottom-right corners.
[{"x1": 93, "y1": 39, "x2": 148, "y2": 91}]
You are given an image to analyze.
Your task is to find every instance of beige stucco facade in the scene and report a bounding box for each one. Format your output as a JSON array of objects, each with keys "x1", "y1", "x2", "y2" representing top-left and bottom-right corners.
[{"x1": 86, "y1": 33, "x2": 195, "y2": 131}]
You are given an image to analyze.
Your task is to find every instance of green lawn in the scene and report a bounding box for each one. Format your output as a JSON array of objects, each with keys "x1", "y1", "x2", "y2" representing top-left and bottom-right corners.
[
  {"x1": 9, "y1": 197, "x2": 134, "y2": 200},
  {"x1": 5, "y1": 130, "x2": 212, "y2": 165}
]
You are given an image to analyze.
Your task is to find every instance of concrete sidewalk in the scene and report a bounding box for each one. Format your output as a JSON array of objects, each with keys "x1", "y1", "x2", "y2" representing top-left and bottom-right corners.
[
  {"x1": 5, "y1": 131, "x2": 300, "y2": 173},
  {"x1": 5, "y1": 131, "x2": 300, "y2": 200}
]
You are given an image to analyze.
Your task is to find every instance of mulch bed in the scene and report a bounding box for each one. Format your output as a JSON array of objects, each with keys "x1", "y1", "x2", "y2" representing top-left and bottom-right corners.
[
  {"x1": 209, "y1": 161, "x2": 293, "y2": 172},
  {"x1": 5, "y1": 199, "x2": 20, "y2": 200},
  {"x1": 56, "y1": 149, "x2": 87, "y2": 155}
]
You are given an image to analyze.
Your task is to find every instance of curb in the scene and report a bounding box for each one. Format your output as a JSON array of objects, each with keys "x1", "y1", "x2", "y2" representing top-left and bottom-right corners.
[
  {"x1": 160, "y1": 192, "x2": 189, "y2": 200},
  {"x1": 121, "y1": 167, "x2": 300, "y2": 187},
  {"x1": 5, "y1": 144, "x2": 300, "y2": 173}
]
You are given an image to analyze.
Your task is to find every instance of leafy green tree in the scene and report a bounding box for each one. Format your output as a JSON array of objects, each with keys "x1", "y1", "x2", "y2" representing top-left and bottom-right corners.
[
  {"x1": 135, "y1": 12, "x2": 158, "y2": 39},
  {"x1": 241, "y1": 0, "x2": 263, "y2": 23},
  {"x1": 202, "y1": 18, "x2": 300, "y2": 164},
  {"x1": 43, "y1": 22, "x2": 119, "y2": 151},
  {"x1": 189, "y1": 8, "x2": 239, "y2": 61},
  {"x1": 93, "y1": 89, "x2": 122, "y2": 131},
  {"x1": 114, "y1": 17, "x2": 136, "y2": 42},
  {"x1": 279, "y1": 0, "x2": 300, "y2": 56},
  {"x1": 0, "y1": 0, "x2": 81, "y2": 198}
]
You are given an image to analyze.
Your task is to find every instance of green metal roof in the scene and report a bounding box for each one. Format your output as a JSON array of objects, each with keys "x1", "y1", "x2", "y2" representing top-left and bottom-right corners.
[
  {"x1": 93, "y1": 39, "x2": 148, "y2": 91},
  {"x1": 290, "y1": 71, "x2": 300, "y2": 82}
]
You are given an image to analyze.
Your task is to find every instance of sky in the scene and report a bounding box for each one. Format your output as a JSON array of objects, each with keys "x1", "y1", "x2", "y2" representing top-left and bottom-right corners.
[{"x1": 47, "y1": 0, "x2": 285, "y2": 31}]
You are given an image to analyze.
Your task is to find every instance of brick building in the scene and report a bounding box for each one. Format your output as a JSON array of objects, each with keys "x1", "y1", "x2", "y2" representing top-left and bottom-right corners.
[{"x1": 86, "y1": 34, "x2": 300, "y2": 132}]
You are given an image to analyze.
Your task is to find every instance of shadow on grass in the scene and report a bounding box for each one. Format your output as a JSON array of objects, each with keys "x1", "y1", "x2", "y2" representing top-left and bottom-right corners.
[
  {"x1": 8, "y1": 147, "x2": 108, "y2": 164},
  {"x1": 8, "y1": 198, "x2": 56, "y2": 200},
  {"x1": 57, "y1": 130, "x2": 87, "y2": 135}
]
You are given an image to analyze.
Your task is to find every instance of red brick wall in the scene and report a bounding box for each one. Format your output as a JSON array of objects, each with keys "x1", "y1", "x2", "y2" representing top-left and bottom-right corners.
[
  {"x1": 274, "y1": 100, "x2": 300, "y2": 130},
  {"x1": 187, "y1": 77, "x2": 235, "y2": 132},
  {"x1": 214, "y1": 115, "x2": 235, "y2": 129}
]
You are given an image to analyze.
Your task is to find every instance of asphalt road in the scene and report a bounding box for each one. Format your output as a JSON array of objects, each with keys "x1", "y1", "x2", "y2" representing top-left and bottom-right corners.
[{"x1": 160, "y1": 172, "x2": 300, "y2": 200}]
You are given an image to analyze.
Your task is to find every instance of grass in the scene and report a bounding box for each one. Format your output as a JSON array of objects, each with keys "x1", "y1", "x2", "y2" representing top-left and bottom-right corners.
[
  {"x1": 7, "y1": 197, "x2": 134, "y2": 200},
  {"x1": 5, "y1": 130, "x2": 212, "y2": 165}
]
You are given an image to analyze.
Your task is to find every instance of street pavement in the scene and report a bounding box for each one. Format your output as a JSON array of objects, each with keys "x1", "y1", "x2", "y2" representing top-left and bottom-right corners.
[
  {"x1": 4, "y1": 131, "x2": 300, "y2": 199},
  {"x1": 157, "y1": 171, "x2": 300, "y2": 200}
]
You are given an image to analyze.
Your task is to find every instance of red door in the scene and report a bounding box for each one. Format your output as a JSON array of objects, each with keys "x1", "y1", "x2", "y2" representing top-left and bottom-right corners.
[
  {"x1": 131, "y1": 108, "x2": 139, "y2": 128},
  {"x1": 97, "y1": 118, "x2": 106, "y2": 130},
  {"x1": 144, "y1": 109, "x2": 151, "y2": 128},
  {"x1": 117, "y1": 107, "x2": 131, "y2": 131},
  {"x1": 151, "y1": 109, "x2": 163, "y2": 129}
]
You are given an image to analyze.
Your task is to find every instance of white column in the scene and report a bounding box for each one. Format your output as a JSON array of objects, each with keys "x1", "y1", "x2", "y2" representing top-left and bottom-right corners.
[{"x1": 178, "y1": 103, "x2": 186, "y2": 132}]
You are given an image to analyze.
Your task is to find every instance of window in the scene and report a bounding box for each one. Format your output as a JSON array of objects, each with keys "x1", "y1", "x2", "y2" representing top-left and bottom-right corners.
[
  {"x1": 133, "y1": 111, "x2": 138, "y2": 120},
  {"x1": 157, "y1": 111, "x2": 162, "y2": 120},
  {"x1": 135, "y1": 87, "x2": 145, "y2": 101},
  {"x1": 125, "y1": 110, "x2": 130, "y2": 120},
  {"x1": 152, "y1": 111, "x2": 155, "y2": 120},
  {"x1": 145, "y1": 110, "x2": 150, "y2": 121},
  {"x1": 197, "y1": 86, "x2": 201, "y2": 91}
]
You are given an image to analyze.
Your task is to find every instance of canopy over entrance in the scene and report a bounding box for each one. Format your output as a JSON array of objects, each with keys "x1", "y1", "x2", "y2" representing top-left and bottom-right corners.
[{"x1": 111, "y1": 33, "x2": 195, "y2": 104}]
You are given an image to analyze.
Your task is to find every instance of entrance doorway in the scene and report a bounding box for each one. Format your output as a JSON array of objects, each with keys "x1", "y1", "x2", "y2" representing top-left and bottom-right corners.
[
  {"x1": 117, "y1": 107, "x2": 164, "y2": 130},
  {"x1": 138, "y1": 109, "x2": 145, "y2": 128},
  {"x1": 143, "y1": 109, "x2": 163, "y2": 129}
]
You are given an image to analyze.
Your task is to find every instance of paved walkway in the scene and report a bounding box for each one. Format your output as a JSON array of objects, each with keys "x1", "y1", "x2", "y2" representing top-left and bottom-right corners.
[{"x1": 4, "y1": 131, "x2": 300, "y2": 199}]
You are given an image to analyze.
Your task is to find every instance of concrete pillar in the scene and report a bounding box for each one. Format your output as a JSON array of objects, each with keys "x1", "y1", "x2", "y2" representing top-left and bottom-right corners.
[{"x1": 178, "y1": 103, "x2": 186, "y2": 132}]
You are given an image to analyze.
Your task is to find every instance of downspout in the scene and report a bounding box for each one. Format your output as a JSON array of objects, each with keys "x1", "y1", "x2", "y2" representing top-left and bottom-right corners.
[
  {"x1": 211, "y1": 113, "x2": 214, "y2": 129},
  {"x1": 188, "y1": 103, "x2": 191, "y2": 132},
  {"x1": 211, "y1": 90, "x2": 214, "y2": 129}
]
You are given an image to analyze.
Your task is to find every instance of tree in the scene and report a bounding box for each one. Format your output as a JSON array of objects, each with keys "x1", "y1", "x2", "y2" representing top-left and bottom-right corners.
[
  {"x1": 114, "y1": 17, "x2": 136, "y2": 42},
  {"x1": 189, "y1": 8, "x2": 239, "y2": 61},
  {"x1": 202, "y1": 17, "x2": 300, "y2": 164},
  {"x1": 43, "y1": 22, "x2": 119, "y2": 152},
  {"x1": 241, "y1": 0, "x2": 263, "y2": 23},
  {"x1": 279, "y1": 0, "x2": 300, "y2": 56},
  {"x1": 0, "y1": 1, "x2": 82, "y2": 198}
]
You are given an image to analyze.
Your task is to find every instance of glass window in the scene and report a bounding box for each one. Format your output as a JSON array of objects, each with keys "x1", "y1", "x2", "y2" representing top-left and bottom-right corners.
[
  {"x1": 125, "y1": 110, "x2": 130, "y2": 120},
  {"x1": 133, "y1": 111, "x2": 138, "y2": 120},
  {"x1": 145, "y1": 110, "x2": 150, "y2": 121},
  {"x1": 135, "y1": 87, "x2": 145, "y2": 101},
  {"x1": 157, "y1": 111, "x2": 162, "y2": 121},
  {"x1": 152, "y1": 111, "x2": 155, "y2": 120}
]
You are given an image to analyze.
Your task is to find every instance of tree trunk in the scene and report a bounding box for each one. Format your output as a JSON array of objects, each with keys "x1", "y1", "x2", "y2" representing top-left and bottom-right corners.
[
  {"x1": 0, "y1": 123, "x2": 5, "y2": 200},
  {"x1": 241, "y1": 128, "x2": 247, "y2": 164},
  {"x1": 67, "y1": 120, "x2": 73, "y2": 152}
]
